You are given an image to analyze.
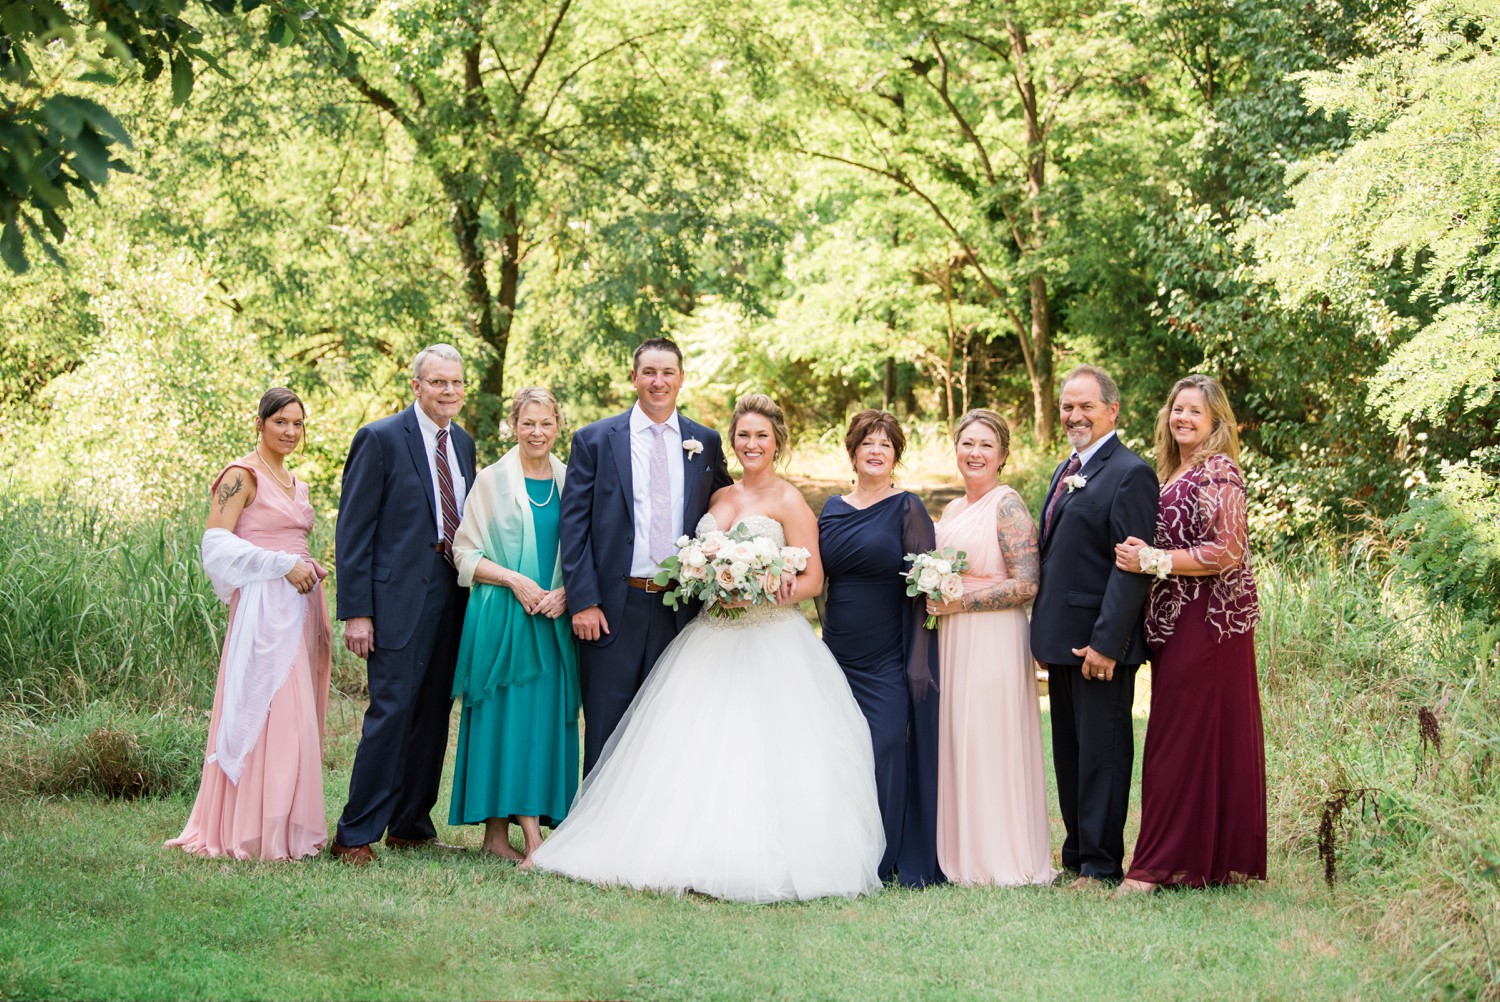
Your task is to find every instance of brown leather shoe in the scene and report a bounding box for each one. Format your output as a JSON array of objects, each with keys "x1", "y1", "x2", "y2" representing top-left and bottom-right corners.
[
  {"x1": 330, "y1": 842, "x2": 377, "y2": 866},
  {"x1": 385, "y1": 835, "x2": 467, "y2": 852}
]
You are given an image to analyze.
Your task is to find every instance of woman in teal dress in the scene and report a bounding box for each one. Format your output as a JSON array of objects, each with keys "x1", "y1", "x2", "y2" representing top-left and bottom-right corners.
[{"x1": 449, "y1": 387, "x2": 578, "y2": 862}]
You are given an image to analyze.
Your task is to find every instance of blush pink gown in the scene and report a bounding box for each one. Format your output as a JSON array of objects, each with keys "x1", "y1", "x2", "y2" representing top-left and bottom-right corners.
[
  {"x1": 166, "y1": 462, "x2": 332, "y2": 860},
  {"x1": 935, "y1": 485, "x2": 1056, "y2": 886}
]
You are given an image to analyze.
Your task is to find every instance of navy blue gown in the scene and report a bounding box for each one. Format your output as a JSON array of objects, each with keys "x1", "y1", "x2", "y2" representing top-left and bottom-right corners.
[{"x1": 818, "y1": 491, "x2": 943, "y2": 887}]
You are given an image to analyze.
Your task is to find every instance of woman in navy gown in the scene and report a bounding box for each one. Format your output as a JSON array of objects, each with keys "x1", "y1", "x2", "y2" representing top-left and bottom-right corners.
[{"x1": 818, "y1": 409, "x2": 942, "y2": 887}]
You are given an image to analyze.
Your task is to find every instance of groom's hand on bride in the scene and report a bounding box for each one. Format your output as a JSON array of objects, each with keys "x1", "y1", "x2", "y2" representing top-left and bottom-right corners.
[{"x1": 572, "y1": 606, "x2": 610, "y2": 641}]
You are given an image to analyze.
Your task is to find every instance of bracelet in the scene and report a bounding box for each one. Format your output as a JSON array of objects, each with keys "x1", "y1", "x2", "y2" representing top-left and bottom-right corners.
[{"x1": 1138, "y1": 546, "x2": 1172, "y2": 581}]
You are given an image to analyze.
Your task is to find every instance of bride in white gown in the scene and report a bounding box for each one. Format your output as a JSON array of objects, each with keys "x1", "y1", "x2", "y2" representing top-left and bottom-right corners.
[{"x1": 530, "y1": 394, "x2": 884, "y2": 903}]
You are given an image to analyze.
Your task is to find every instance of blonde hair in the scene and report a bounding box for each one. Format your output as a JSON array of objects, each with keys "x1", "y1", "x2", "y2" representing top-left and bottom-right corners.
[
  {"x1": 505, "y1": 386, "x2": 561, "y2": 435},
  {"x1": 1154, "y1": 374, "x2": 1241, "y2": 480},
  {"x1": 954, "y1": 409, "x2": 1010, "y2": 453},
  {"x1": 729, "y1": 393, "x2": 789, "y2": 459}
]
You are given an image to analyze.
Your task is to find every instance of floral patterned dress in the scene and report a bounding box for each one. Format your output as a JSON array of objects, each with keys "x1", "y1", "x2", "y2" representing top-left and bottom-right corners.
[{"x1": 1127, "y1": 452, "x2": 1267, "y2": 886}]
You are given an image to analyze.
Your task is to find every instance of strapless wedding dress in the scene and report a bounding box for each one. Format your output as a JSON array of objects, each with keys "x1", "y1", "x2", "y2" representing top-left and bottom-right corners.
[{"x1": 532, "y1": 514, "x2": 884, "y2": 902}]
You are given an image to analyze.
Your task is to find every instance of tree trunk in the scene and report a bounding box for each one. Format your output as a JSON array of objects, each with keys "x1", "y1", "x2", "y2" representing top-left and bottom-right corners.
[{"x1": 1029, "y1": 272, "x2": 1055, "y2": 440}]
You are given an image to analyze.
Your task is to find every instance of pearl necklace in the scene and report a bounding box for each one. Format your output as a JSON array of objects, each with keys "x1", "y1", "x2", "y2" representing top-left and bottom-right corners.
[
  {"x1": 527, "y1": 476, "x2": 557, "y2": 507},
  {"x1": 254, "y1": 446, "x2": 295, "y2": 491}
]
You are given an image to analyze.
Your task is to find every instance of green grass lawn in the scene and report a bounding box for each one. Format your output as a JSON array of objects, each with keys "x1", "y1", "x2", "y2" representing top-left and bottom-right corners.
[{"x1": 0, "y1": 699, "x2": 1412, "y2": 1001}]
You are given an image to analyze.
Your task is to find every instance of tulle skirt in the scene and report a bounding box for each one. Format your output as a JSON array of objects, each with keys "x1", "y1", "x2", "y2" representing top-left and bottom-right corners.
[{"x1": 532, "y1": 606, "x2": 885, "y2": 903}]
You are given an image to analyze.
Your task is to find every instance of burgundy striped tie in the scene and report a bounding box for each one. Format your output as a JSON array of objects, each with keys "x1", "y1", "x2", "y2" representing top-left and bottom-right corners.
[
  {"x1": 435, "y1": 427, "x2": 459, "y2": 562},
  {"x1": 1043, "y1": 453, "x2": 1082, "y2": 538}
]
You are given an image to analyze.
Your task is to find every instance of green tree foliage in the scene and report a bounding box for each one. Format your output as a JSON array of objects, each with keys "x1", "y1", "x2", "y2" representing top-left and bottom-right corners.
[
  {"x1": 1251, "y1": 0, "x2": 1500, "y2": 617},
  {"x1": 0, "y1": 0, "x2": 346, "y2": 272}
]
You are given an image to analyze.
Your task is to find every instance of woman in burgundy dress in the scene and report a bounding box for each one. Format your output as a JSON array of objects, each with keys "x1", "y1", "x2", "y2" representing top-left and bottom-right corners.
[{"x1": 1114, "y1": 374, "x2": 1265, "y2": 891}]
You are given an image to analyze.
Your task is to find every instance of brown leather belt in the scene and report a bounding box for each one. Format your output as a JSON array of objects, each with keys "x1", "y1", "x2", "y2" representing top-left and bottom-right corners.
[{"x1": 627, "y1": 576, "x2": 670, "y2": 593}]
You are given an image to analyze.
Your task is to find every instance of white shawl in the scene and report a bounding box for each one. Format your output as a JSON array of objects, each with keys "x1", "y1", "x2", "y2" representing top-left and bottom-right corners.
[{"x1": 199, "y1": 527, "x2": 307, "y2": 784}]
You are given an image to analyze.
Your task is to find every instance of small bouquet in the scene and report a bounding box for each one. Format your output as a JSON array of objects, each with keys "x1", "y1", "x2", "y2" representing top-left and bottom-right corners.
[
  {"x1": 654, "y1": 523, "x2": 811, "y2": 618},
  {"x1": 903, "y1": 547, "x2": 969, "y2": 628}
]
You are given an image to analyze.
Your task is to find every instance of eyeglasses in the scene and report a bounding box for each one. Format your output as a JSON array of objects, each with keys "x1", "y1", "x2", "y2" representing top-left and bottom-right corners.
[{"x1": 420, "y1": 378, "x2": 466, "y2": 392}]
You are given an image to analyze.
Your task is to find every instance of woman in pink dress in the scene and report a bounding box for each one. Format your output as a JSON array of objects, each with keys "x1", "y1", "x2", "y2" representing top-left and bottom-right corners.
[
  {"x1": 167, "y1": 387, "x2": 332, "y2": 861},
  {"x1": 1115, "y1": 374, "x2": 1265, "y2": 892},
  {"x1": 927, "y1": 410, "x2": 1056, "y2": 886}
]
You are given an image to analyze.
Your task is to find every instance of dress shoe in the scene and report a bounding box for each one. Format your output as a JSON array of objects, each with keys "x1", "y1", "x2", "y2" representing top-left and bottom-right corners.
[
  {"x1": 330, "y1": 842, "x2": 377, "y2": 866},
  {"x1": 385, "y1": 835, "x2": 467, "y2": 852}
]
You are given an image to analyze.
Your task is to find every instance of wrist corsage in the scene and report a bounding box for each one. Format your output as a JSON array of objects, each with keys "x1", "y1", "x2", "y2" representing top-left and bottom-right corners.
[{"x1": 1137, "y1": 546, "x2": 1172, "y2": 580}]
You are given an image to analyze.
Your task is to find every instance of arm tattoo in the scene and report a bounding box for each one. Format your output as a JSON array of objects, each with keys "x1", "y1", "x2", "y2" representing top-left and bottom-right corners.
[
  {"x1": 963, "y1": 492, "x2": 1040, "y2": 612},
  {"x1": 216, "y1": 474, "x2": 244, "y2": 512}
]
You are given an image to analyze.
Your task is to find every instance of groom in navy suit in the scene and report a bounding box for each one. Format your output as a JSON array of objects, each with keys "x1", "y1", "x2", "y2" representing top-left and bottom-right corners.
[
  {"x1": 560, "y1": 338, "x2": 733, "y2": 772},
  {"x1": 1031, "y1": 365, "x2": 1158, "y2": 887},
  {"x1": 331, "y1": 344, "x2": 478, "y2": 864}
]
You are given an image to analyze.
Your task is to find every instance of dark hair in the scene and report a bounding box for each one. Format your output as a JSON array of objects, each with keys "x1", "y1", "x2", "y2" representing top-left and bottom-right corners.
[
  {"x1": 257, "y1": 387, "x2": 305, "y2": 423},
  {"x1": 954, "y1": 409, "x2": 1011, "y2": 455},
  {"x1": 729, "y1": 393, "x2": 790, "y2": 459},
  {"x1": 1061, "y1": 364, "x2": 1120, "y2": 407},
  {"x1": 632, "y1": 337, "x2": 684, "y2": 371},
  {"x1": 844, "y1": 409, "x2": 906, "y2": 467}
]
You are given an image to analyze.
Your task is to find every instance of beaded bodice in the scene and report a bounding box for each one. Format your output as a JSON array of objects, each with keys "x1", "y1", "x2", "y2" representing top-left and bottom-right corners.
[{"x1": 694, "y1": 513, "x2": 802, "y2": 630}]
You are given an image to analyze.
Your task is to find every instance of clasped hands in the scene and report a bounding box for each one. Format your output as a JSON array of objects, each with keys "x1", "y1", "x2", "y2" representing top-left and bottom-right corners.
[
  {"x1": 507, "y1": 574, "x2": 568, "y2": 619},
  {"x1": 720, "y1": 570, "x2": 799, "y2": 610}
]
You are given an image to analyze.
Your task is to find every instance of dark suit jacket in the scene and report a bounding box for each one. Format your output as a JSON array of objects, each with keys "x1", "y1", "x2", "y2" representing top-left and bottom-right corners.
[
  {"x1": 335, "y1": 404, "x2": 478, "y2": 651},
  {"x1": 559, "y1": 409, "x2": 732, "y2": 645},
  {"x1": 1030, "y1": 434, "x2": 1159, "y2": 667}
]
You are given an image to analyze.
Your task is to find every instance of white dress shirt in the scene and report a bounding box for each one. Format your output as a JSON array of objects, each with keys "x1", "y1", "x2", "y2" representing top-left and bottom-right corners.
[
  {"x1": 413, "y1": 402, "x2": 468, "y2": 543},
  {"x1": 628, "y1": 403, "x2": 686, "y2": 576},
  {"x1": 1071, "y1": 429, "x2": 1117, "y2": 472}
]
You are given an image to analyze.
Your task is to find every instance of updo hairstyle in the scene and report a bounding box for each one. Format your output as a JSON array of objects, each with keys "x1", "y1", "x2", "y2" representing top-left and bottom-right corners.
[{"x1": 728, "y1": 393, "x2": 789, "y2": 459}]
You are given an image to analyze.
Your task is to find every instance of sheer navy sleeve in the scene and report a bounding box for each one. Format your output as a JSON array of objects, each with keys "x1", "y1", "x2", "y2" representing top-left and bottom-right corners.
[{"x1": 900, "y1": 492, "x2": 939, "y2": 702}]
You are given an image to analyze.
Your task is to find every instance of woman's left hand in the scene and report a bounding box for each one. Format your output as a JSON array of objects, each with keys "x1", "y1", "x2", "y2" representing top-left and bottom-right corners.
[
  {"x1": 533, "y1": 588, "x2": 568, "y2": 619},
  {"x1": 1115, "y1": 536, "x2": 1148, "y2": 573},
  {"x1": 926, "y1": 597, "x2": 964, "y2": 618}
]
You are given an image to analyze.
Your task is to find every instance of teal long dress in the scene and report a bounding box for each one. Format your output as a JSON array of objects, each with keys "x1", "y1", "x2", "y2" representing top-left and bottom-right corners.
[{"x1": 448, "y1": 477, "x2": 580, "y2": 827}]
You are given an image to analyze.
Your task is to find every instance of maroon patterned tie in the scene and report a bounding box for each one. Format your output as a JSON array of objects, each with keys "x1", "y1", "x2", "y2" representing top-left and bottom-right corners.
[
  {"x1": 435, "y1": 427, "x2": 459, "y2": 561},
  {"x1": 1043, "y1": 454, "x2": 1083, "y2": 538}
]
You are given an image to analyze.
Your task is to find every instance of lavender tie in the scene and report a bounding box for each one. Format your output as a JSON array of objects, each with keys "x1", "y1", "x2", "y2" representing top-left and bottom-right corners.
[{"x1": 649, "y1": 423, "x2": 674, "y2": 565}]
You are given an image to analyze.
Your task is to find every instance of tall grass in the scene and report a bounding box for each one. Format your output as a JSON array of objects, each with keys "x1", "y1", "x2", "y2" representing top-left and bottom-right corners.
[
  {"x1": 1257, "y1": 545, "x2": 1500, "y2": 995},
  {"x1": 0, "y1": 498, "x2": 221, "y2": 714}
]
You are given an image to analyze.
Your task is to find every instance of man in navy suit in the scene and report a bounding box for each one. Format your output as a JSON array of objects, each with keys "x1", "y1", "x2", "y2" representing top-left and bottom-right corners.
[
  {"x1": 1030, "y1": 365, "x2": 1159, "y2": 888},
  {"x1": 331, "y1": 344, "x2": 479, "y2": 864},
  {"x1": 560, "y1": 338, "x2": 733, "y2": 772}
]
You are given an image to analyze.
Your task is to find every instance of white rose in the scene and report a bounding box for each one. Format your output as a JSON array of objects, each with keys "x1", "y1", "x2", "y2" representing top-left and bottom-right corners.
[
  {"x1": 933, "y1": 559, "x2": 952, "y2": 576},
  {"x1": 715, "y1": 563, "x2": 739, "y2": 590},
  {"x1": 682, "y1": 546, "x2": 708, "y2": 569},
  {"x1": 939, "y1": 574, "x2": 965, "y2": 603},
  {"x1": 917, "y1": 566, "x2": 942, "y2": 593}
]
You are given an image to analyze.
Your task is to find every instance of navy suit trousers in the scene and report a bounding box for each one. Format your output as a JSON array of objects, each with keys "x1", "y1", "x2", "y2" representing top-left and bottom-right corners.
[
  {"x1": 336, "y1": 551, "x2": 464, "y2": 847},
  {"x1": 577, "y1": 586, "x2": 681, "y2": 774},
  {"x1": 1048, "y1": 660, "x2": 1139, "y2": 881}
]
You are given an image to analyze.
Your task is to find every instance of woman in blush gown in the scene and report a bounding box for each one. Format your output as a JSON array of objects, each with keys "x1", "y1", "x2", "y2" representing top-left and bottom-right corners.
[
  {"x1": 817, "y1": 410, "x2": 942, "y2": 887},
  {"x1": 530, "y1": 394, "x2": 883, "y2": 903},
  {"x1": 167, "y1": 387, "x2": 332, "y2": 861},
  {"x1": 1115, "y1": 374, "x2": 1265, "y2": 892},
  {"x1": 927, "y1": 410, "x2": 1056, "y2": 886}
]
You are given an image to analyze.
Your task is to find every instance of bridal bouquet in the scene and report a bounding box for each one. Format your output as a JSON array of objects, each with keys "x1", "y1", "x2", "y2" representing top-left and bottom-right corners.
[
  {"x1": 903, "y1": 547, "x2": 969, "y2": 629},
  {"x1": 653, "y1": 523, "x2": 811, "y2": 618}
]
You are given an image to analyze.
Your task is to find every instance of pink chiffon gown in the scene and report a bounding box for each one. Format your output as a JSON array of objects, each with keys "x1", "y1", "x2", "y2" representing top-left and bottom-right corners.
[
  {"x1": 935, "y1": 485, "x2": 1057, "y2": 886},
  {"x1": 166, "y1": 462, "x2": 332, "y2": 860}
]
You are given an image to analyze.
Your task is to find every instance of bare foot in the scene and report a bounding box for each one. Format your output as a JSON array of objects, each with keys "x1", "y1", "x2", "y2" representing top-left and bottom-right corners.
[
  {"x1": 517, "y1": 857, "x2": 535, "y2": 871},
  {"x1": 1116, "y1": 878, "x2": 1158, "y2": 897},
  {"x1": 483, "y1": 840, "x2": 524, "y2": 861}
]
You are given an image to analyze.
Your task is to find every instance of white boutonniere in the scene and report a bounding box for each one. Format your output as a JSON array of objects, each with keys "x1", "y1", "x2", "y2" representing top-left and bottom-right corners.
[
  {"x1": 682, "y1": 438, "x2": 704, "y2": 461},
  {"x1": 1064, "y1": 473, "x2": 1087, "y2": 493}
]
